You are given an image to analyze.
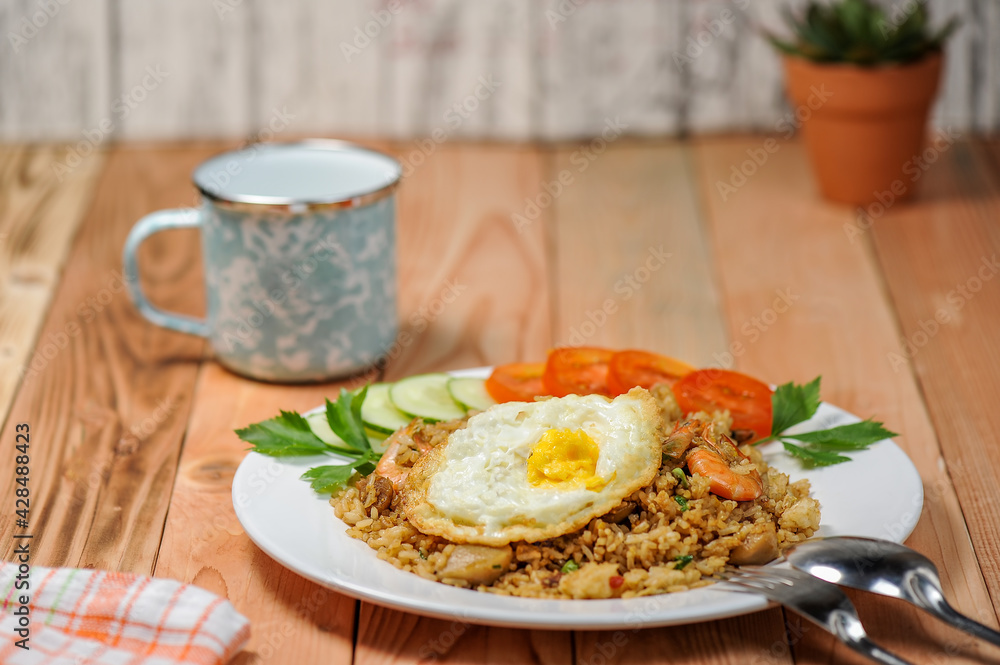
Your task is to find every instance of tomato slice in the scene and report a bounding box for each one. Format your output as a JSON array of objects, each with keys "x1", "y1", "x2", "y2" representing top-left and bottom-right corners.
[
  {"x1": 607, "y1": 350, "x2": 696, "y2": 395},
  {"x1": 485, "y1": 362, "x2": 546, "y2": 403},
  {"x1": 672, "y1": 369, "x2": 773, "y2": 442},
  {"x1": 542, "y1": 347, "x2": 615, "y2": 397}
]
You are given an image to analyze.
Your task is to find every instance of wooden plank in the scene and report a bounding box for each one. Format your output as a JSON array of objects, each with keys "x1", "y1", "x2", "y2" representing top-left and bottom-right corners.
[
  {"x1": 552, "y1": 140, "x2": 789, "y2": 664},
  {"x1": 550, "y1": 141, "x2": 727, "y2": 364},
  {"x1": 444, "y1": 0, "x2": 535, "y2": 140},
  {"x1": 151, "y1": 139, "x2": 409, "y2": 662},
  {"x1": 684, "y1": 0, "x2": 803, "y2": 133},
  {"x1": 251, "y1": 0, "x2": 382, "y2": 137},
  {"x1": 154, "y1": 364, "x2": 364, "y2": 665},
  {"x1": 693, "y1": 136, "x2": 999, "y2": 663},
  {"x1": 376, "y1": 0, "x2": 516, "y2": 139},
  {"x1": 149, "y1": 137, "x2": 407, "y2": 665},
  {"x1": 971, "y1": 1, "x2": 1000, "y2": 132},
  {"x1": 117, "y1": 2, "x2": 250, "y2": 139},
  {"x1": 5, "y1": 2, "x2": 1000, "y2": 139},
  {"x1": 0, "y1": 145, "x2": 105, "y2": 428},
  {"x1": 153, "y1": 142, "x2": 559, "y2": 664},
  {"x1": 386, "y1": 143, "x2": 552, "y2": 376},
  {"x1": 538, "y1": 0, "x2": 680, "y2": 138},
  {"x1": 866, "y1": 139, "x2": 1000, "y2": 614},
  {"x1": 382, "y1": 0, "x2": 535, "y2": 140},
  {"x1": 928, "y1": 0, "x2": 976, "y2": 131},
  {"x1": 356, "y1": 606, "x2": 570, "y2": 665},
  {"x1": 0, "y1": 145, "x2": 212, "y2": 572},
  {"x1": 0, "y1": 0, "x2": 110, "y2": 141},
  {"x1": 352, "y1": 143, "x2": 568, "y2": 664}
]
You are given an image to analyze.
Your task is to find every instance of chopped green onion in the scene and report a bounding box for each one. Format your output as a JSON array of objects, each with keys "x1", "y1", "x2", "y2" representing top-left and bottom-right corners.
[
  {"x1": 419, "y1": 550, "x2": 427, "y2": 560},
  {"x1": 674, "y1": 555, "x2": 694, "y2": 570},
  {"x1": 673, "y1": 495, "x2": 689, "y2": 511},
  {"x1": 561, "y1": 559, "x2": 580, "y2": 573},
  {"x1": 671, "y1": 468, "x2": 689, "y2": 489}
]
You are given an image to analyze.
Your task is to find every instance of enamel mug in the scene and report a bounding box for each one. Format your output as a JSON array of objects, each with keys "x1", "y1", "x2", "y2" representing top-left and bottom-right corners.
[{"x1": 122, "y1": 140, "x2": 402, "y2": 382}]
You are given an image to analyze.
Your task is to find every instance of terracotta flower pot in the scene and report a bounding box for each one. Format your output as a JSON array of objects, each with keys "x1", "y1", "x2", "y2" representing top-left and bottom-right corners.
[{"x1": 783, "y1": 51, "x2": 943, "y2": 206}]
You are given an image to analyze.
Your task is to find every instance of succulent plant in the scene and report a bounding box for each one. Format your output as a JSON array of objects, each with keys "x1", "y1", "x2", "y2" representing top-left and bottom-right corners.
[{"x1": 767, "y1": 0, "x2": 958, "y2": 66}]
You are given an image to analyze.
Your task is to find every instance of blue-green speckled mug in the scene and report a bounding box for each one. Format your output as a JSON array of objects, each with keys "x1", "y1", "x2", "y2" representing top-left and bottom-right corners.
[{"x1": 123, "y1": 140, "x2": 402, "y2": 382}]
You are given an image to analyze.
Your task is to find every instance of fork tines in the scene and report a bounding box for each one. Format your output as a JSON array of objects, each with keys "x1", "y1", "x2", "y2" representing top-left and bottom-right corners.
[
  {"x1": 719, "y1": 565, "x2": 916, "y2": 665},
  {"x1": 722, "y1": 565, "x2": 807, "y2": 589}
]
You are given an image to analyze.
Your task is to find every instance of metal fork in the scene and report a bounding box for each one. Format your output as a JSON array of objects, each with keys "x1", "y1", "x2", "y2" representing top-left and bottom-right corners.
[{"x1": 721, "y1": 566, "x2": 915, "y2": 665}]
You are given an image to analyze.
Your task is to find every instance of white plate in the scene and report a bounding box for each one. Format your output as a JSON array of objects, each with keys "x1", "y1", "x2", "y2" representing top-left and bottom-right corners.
[{"x1": 232, "y1": 367, "x2": 923, "y2": 630}]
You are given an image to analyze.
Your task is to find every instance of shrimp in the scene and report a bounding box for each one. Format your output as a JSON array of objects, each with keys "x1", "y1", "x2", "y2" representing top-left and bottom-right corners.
[
  {"x1": 661, "y1": 419, "x2": 705, "y2": 463},
  {"x1": 662, "y1": 419, "x2": 763, "y2": 500},
  {"x1": 374, "y1": 421, "x2": 431, "y2": 490},
  {"x1": 684, "y1": 423, "x2": 763, "y2": 501}
]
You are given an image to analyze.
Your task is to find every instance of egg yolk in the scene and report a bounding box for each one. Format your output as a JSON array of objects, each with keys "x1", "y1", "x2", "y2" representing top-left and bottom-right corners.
[{"x1": 527, "y1": 429, "x2": 607, "y2": 492}]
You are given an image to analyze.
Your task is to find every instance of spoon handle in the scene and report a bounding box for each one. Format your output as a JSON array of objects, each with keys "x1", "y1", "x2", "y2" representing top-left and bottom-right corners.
[
  {"x1": 928, "y1": 599, "x2": 1000, "y2": 648},
  {"x1": 910, "y1": 572, "x2": 1000, "y2": 647},
  {"x1": 846, "y1": 636, "x2": 916, "y2": 665}
]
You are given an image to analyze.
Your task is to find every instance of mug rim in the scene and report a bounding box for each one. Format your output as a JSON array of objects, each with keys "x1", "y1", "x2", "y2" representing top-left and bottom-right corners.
[{"x1": 193, "y1": 138, "x2": 402, "y2": 213}]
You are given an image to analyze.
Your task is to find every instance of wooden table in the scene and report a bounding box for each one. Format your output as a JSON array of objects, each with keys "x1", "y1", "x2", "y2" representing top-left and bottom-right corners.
[{"x1": 3, "y1": 136, "x2": 1000, "y2": 664}]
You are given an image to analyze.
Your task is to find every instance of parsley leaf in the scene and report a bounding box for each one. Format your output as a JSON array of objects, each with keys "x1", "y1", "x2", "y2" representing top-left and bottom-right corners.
[
  {"x1": 787, "y1": 420, "x2": 898, "y2": 450},
  {"x1": 766, "y1": 376, "x2": 897, "y2": 468},
  {"x1": 236, "y1": 386, "x2": 381, "y2": 495},
  {"x1": 770, "y1": 377, "x2": 821, "y2": 436},
  {"x1": 301, "y1": 464, "x2": 361, "y2": 493},
  {"x1": 300, "y1": 456, "x2": 377, "y2": 493},
  {"x1": 782, "y1": 442, "x2": 851, "y2": 467},
  {"x1": 235, "y1": 410, "x2": 355, "y2": 457},
  {"x1": 326, "y1": 385, "x2": 371, "y2": 453}
]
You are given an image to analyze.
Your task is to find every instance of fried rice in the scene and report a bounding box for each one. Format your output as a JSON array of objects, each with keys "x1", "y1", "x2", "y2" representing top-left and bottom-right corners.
[{"x1": 331, "y1": 385, "x2": 820, "y2": 599}]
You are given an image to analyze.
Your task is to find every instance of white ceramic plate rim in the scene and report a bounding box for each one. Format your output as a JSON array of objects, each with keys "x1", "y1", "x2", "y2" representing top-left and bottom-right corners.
[{"x1": 232, "y1": 367, "x2": 923, "y2": 630}]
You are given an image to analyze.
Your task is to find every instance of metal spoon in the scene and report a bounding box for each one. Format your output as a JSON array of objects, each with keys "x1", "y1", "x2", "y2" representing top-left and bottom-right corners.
[{"x1": 786, "y1": 536, "x2": 1000, "y2": 647}]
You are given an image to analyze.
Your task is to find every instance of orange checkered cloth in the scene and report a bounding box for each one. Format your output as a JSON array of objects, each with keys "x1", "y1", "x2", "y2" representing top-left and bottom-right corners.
[{"x1": 1, "y1": 563, "x2": 250, "y2": 665}]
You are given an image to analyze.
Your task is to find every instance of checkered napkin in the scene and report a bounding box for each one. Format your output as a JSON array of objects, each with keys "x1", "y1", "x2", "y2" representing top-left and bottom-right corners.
[{"x1": 0, "y1": 563, "x2": 250, "y2": 665}]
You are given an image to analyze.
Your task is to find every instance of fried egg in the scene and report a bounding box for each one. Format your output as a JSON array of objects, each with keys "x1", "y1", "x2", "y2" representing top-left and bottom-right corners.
[{"x1": 402, "y1": 388, "x2": 663, "y2": 546}]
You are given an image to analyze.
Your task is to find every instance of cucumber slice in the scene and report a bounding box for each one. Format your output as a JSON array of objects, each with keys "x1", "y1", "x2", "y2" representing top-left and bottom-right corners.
[
  {"x1": 390, "y1": 373, "x2": 467, "y2": 422},
  {"x1": 306, "y1": 411, "x2": 391, "y2": 454},
  {"x1": 306, "y1": 411, "x2": 345, "y2": 447},
  {"x1": 362, "y1": 383, "x2": 412, "y2": 434},
  {"x1": 366, "y1": 429, "x2": 390, "y2": 455},
  {"x1": 447, "y1": 377, "x2": 497, "y2": 412}
]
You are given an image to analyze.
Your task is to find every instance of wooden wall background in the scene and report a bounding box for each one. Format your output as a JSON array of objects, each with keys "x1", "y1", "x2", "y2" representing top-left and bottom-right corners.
[{"x1": 1, "y1": 0, "x2": 996, "y2": 143}]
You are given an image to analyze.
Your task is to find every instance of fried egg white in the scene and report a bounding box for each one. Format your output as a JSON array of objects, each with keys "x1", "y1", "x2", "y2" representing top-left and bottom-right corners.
[{"x1": 402, "y1": 388, "x2": 663, "y2": 546}]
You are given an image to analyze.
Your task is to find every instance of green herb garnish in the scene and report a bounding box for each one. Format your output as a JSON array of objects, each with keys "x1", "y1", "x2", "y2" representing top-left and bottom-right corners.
[
  {"x1": 789, "y1": 420, "x2": 898, "y2": 449},
  {"x1": 674, "y1": 555, "x2": 694, "y2": 570},
  {"x1": 236, "y1": 409, "x2": 355, "y2": 457},
  {"x1": 671, "y1": 468, "x2": 690, "y2": 489},
  {"x1": 769, "y1": 377, "x2": 821, "y2": 435},
  {"x1": 761, "y1": 377, "x2": 898, "y2": 468},
  {"x1": 673, "y1": 495, "x2": 689, "y2": 511},
  {"x1": 781, "y1": 442, "x2": 851, "y2": 467},
  {"x1": 561, "y1": 559, "x2": 580, "y2": 573},
  {"x1": 300, "y1": 459, "x2": 378, "y2": 493},
  {"x1": 235, "y1": 385, "x2": 380, "y2": 494}
]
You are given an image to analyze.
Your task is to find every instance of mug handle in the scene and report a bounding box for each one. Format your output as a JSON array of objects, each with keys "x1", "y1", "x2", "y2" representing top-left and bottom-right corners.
[{"x1": 122, "y1": 208, "x2": 210, "y2": 337}]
